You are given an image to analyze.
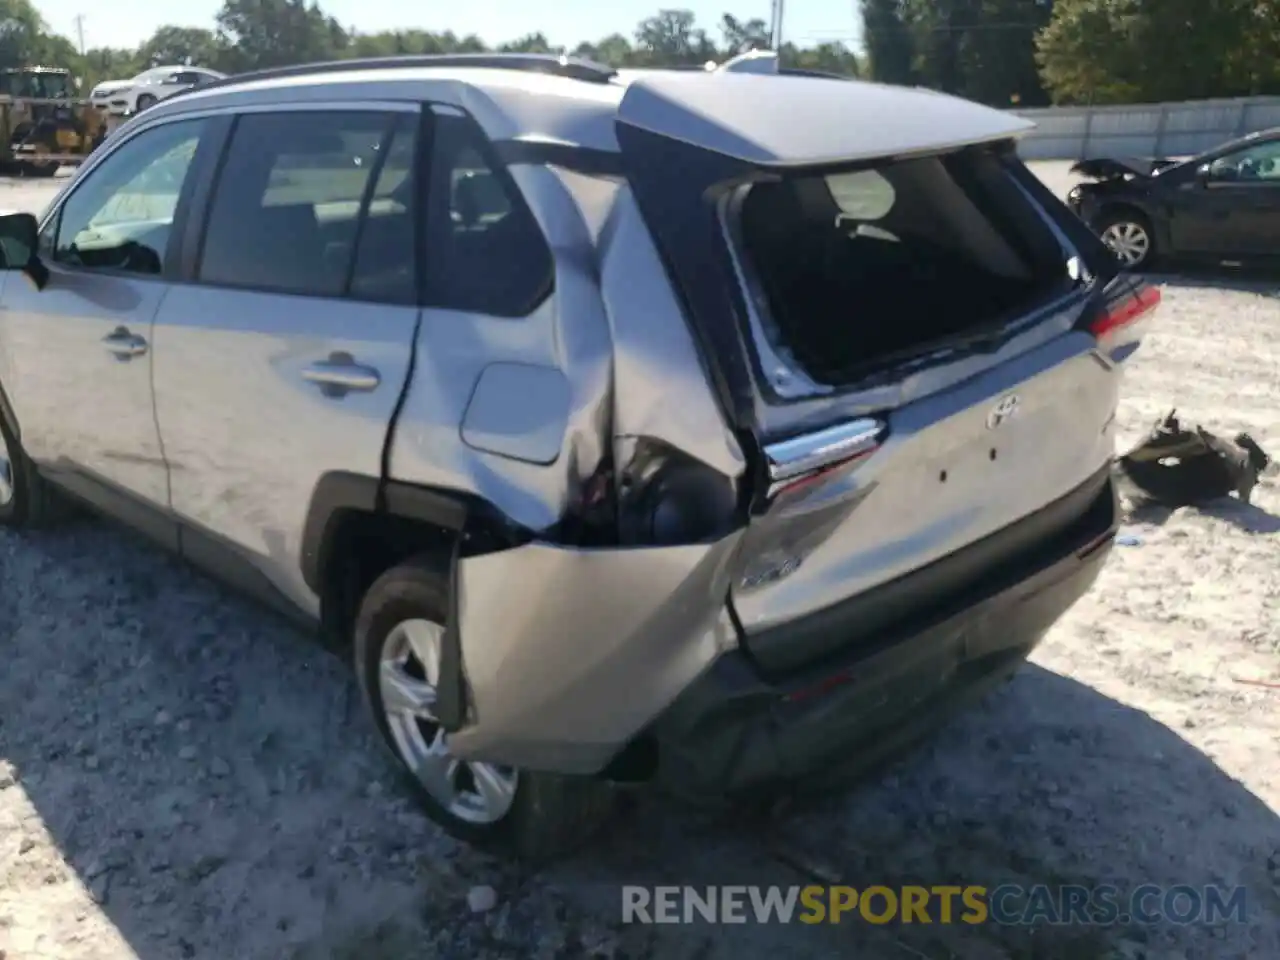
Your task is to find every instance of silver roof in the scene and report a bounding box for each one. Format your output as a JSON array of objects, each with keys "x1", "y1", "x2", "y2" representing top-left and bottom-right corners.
[{"x1": 142, "y1": 64, "x2": 1034, "y2": 168}]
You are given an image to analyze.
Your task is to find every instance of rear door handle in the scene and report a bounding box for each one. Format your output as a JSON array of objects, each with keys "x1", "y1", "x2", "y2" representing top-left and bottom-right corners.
[
  {"x1": 302, "y1": 352, "x2": 381, "y2": 395},
  {"x1": 102, "y1": 325, "x2": 147, "y2": 358}
]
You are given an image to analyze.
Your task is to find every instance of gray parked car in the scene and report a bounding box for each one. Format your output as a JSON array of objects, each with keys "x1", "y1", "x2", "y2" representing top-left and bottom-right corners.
[{"x1": 0, "y1": 54, "x2": 1158, "y2": 858}]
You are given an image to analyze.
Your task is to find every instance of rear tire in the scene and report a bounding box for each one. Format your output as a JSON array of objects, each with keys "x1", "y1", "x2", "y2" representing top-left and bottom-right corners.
[
  {"x1": 353, "y1": 553, "x2": 616, "y2": 861},
  {"x1": 1096, "y1": 209, "x2": 1156, "y2": 271},
  {"x1": 0, "y1": 410, "x2": 59, "y2": 528}
]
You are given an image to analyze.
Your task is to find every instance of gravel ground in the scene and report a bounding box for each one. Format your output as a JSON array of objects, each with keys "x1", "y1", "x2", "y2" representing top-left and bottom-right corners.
[{"x1": 1, "y1": 164, "x2": 1278, "y2": 960}]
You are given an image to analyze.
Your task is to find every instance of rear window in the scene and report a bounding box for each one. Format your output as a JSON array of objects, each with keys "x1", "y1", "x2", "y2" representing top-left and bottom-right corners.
[{"x1": 737, "y1": 148, "x2": 1070, "y2": 387}]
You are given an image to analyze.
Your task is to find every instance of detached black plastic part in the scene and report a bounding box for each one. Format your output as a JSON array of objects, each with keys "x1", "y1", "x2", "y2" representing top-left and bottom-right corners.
[{"x1": 435, "y1": 534, "x2": 468, "y2": 731}]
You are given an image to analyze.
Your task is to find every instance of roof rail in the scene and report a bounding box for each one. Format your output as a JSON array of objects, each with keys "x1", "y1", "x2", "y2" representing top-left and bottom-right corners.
[{"x1": 175, "y1": 53, "x2": 619, "y2": 98}]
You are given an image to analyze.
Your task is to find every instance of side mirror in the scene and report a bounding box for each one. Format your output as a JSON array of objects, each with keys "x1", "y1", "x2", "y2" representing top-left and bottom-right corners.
[
  {"x1": 0, "y1": 213, "x2": 48, "y2": 290},
  {"x1": 1195, "y1": 163, "x2": 1213, "y2": 185}
]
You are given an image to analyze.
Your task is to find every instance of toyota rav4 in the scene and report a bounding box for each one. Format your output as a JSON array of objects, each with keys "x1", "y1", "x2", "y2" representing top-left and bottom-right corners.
[{"x1": 0, "y1": 53, "x2": 1156, "y2": 858}]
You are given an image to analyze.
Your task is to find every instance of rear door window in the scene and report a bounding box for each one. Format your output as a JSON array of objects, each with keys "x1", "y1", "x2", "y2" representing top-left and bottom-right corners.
[{"x1": 196, "y1": 110, "x2": 417, "y2": 302}]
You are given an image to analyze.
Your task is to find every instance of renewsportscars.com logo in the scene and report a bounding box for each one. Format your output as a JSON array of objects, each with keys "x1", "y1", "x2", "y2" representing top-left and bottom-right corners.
[{"x1": 621, "y1": 884, "x2": 1249, "y2": 926}]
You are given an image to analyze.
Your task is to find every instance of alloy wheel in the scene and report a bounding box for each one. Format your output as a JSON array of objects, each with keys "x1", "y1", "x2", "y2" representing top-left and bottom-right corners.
[
  {"x1": 1100, "y1": 221, "x2": 1151, "y2": 267},
  {"x1": 378, "y1": 618, "x2": 518, "y2": 824}
]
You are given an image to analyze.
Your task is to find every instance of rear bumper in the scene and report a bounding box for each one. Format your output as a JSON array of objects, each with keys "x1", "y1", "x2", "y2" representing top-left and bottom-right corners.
[
  {"x1": 646, "y1": 469, "x2": 1119, "y2": 802},
  {"x1": 447, "y1": 467, "x2": 1117, "y2": 787}
]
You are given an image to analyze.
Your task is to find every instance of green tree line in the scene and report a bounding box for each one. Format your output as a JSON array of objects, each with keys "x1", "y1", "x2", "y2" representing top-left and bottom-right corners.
[
  {"x1": 5, "y1": 1, "x2": 858, "y2": 95},
  {"x1": 861, "y1": 0, "x2": 1280, "y2": 105},
  {"x1": 2, "y1": 0, "x2": 1279, "y2": 108}
]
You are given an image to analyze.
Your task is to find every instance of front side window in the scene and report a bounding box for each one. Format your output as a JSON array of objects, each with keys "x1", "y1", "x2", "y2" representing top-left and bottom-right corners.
[
  {"x1": 51, "y1": 117, "x2": 207, "y2": 275},
  {"x1": 197, "y1": 110, "x2": 416, "y2": 301},
  {"x1": 1209, "y1": 140, "x2": 1280, "y2": 182}
]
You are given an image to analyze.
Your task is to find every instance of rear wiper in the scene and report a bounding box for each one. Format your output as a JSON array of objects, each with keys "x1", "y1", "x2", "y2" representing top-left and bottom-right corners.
[{"x1": 918, "y1": 323, "x2": 1010, "y2": 357}]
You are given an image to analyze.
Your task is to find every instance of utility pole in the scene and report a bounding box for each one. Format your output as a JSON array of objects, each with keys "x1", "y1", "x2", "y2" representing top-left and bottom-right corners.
[
  {"x1": 770, "y1": 0, "x2": 787, "y2": 49},
  {"x1": 72, "y1": 15, "x2": 86, "y2": 56}
]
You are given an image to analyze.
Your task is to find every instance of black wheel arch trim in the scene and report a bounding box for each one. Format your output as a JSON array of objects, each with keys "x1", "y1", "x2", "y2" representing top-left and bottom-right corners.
[
  {"x1": 300, "y1": 471, "x2": 469, "y2": 595},
  {"x1": 303, "y1": 471, "x2": 533, "y2": 733},
  {"x1": 435, "y1": 534, "x2": 468, "y2": 732},
  {"x1": 0, "y1": 377, "x2": 20, "y2": 442}
]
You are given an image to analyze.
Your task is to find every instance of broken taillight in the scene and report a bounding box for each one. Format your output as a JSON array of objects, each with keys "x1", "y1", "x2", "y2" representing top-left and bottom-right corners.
[{"x1": 1089, "y1": 280, "x2": 1161, "y2": 359}]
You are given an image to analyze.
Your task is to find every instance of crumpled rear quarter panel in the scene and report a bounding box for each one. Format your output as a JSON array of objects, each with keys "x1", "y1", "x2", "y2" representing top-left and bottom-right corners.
[
  {"x1": 447, "y1": 532, "x2": 744, "y2": 772},
  {"x1": 387, "y1": 165, "x2": 614, "y2": 531}
]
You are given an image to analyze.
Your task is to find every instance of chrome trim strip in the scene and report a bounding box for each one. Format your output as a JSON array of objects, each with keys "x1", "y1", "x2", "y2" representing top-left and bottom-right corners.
[{"x1": 765, "y1": 417, "x2": 884, "y2": 484}]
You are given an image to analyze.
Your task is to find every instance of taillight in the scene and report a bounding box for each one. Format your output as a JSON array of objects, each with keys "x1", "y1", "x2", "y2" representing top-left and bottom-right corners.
[
  {"x1": 617, "y1": 440, "x2": 739, "y2": 546},
  {"x1": 1089, "y1": 280, "x2": 1161, "y2": 359},
  {"x1": 763, "y1": 418, "x2": 885, "y2": 505}
]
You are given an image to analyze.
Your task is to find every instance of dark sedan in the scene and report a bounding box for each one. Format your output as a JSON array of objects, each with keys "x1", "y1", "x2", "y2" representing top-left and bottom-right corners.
[{"x1": 1066, "y1": 127, "x2": 1280, "y2": 270}]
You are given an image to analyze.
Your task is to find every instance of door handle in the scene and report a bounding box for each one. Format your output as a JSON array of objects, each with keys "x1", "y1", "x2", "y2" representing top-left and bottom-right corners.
[
  {"x1": 102, "y1": 325, "x2": 147, "y2": 358},
  {"x1": 302, "y1": 352, "x2": 380, "y2": 395}
]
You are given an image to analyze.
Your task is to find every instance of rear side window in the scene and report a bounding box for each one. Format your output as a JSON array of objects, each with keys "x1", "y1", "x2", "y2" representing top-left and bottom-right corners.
[
  {"x1": 197, "y1": 110, "x2": 416, "y2": 302},
  {"x1": 422, "y1": 112, "x2": 552, "y2": 317}
]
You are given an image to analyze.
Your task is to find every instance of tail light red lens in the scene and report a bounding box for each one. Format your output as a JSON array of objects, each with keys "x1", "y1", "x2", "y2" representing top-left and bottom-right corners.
[
  {"x1": 1091, "y1": 282, "x2": 1161, "y2": 340},
  {"x1": 763, "y1": 418, "x2": 885, "y2": 505}
]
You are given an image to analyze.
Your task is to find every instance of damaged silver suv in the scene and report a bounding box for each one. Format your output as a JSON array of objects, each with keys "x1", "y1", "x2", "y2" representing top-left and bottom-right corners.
[{"x1": 0, "y1": 54, "x2": 1158, "y2": 858}]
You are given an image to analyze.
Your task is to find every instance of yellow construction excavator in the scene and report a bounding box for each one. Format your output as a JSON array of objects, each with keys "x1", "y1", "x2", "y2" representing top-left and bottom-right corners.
[{"x1": 0, "y1": 66, "x2": 111, "y2": 176}]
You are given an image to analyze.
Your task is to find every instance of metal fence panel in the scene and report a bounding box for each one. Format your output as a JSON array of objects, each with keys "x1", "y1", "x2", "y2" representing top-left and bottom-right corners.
[{"x1": 1011, "y1": 96, "x2": 1280, "y2": 160}]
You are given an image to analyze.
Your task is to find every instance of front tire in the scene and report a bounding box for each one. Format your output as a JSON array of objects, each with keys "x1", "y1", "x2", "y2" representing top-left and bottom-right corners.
[
  {"x1": 1097, "y1": 210, "x2": 1156, "y2": 270},
  {"x1": 353, "y1": 554, "x2": 616, "y2": 860},
  {"x1": 0, "y1": 410, "x2": 58, "y2": 528},
  {"x1": 134, "y1": 93, "x2": 157, "y2": 112}
]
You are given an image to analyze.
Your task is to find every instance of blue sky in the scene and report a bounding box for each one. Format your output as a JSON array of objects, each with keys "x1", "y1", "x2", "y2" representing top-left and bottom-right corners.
[{"x1": 39, "y1": 0, "x2": 863, "y2": 54}]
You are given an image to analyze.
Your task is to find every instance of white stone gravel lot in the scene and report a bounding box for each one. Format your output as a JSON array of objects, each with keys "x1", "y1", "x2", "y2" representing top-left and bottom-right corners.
[{"x1": 1, "y1": 164, "x2": 1278, "y2": 960}]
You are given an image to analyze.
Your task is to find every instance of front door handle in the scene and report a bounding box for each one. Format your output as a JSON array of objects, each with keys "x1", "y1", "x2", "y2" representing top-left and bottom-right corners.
[
  {"x1": 102, "y1": 325, "x2": 147, "y2": 359},
  {"x1": 302, "y1": 352, "x2": 381, "y2": 396}
]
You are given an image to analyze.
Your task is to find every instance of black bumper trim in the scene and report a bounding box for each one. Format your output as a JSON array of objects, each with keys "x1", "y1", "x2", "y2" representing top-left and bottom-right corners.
[{"x1": 648, "y1": 471, "x2": 1119, "y2": 803}]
